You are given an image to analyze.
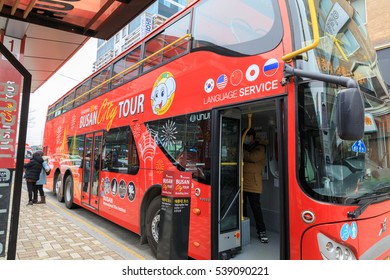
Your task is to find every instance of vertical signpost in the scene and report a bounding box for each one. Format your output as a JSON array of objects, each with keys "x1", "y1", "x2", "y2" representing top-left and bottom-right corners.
[
  {"x1": 158, "y1": 171, "x2": 192, "y2": 260},
  {"x1": 0, "y1": 169, "x2": 13, "y2": 257},
  {"x1": 140, "y1": 12, "x2": 152, "y2": 39},
  {"x1": 0, "y1": 35, "x2": 22, "y2": 168},
  {"x1": 0, "y1": 33, "x2": 31, "y2": 259}
]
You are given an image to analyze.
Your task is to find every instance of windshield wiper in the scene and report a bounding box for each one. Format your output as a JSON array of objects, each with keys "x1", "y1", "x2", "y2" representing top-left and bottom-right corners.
[
  {"x1": 372, "y1": 184, "x2": 390, "y2": 194},
  {"x1": 347, "y1": 184, "x2": 390, "y2": 219},
  {"x1": 347, "y1": 198, "x2": 376, "y2": 219}
]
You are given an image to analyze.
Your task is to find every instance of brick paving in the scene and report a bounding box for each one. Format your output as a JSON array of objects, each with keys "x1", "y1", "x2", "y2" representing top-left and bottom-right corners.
[{"x1": 1, "y1": 190, "x2": 124, "y2": 260}]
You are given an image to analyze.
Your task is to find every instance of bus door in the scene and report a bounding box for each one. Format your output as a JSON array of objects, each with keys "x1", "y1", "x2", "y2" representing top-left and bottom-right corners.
[
  {"x1": 216, "y1": 109, "x2": 242, "y2": 259},
  {"x1": 213, "y1": 99, "x2": 285, "y2": 260},
  {"x1": 81, "y1": 132, "x2": 103, "y2": 209}
]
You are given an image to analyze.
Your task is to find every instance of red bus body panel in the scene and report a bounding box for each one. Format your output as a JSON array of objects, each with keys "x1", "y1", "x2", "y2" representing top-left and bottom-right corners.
[{"x1": 43, "y1": 44, "x2": 285, "y2": 259}]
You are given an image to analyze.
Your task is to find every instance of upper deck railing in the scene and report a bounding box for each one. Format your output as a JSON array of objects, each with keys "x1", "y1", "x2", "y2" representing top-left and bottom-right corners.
[{"x1": 47, "y1": 33, "x2": 192, "y2": 119}]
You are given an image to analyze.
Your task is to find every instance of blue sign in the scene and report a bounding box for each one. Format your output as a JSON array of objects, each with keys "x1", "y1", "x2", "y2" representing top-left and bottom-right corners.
[
  {"x1": 352, "y1": 140, "x2": 366, "y2": 153},
  {"x1": 340, "y1": 223, "x2": 350, "y2": 241},
  {"x1": 349, "y1": 222, "x2": 358, "y2": 239},
  {"x1": 326, "y1": 155, "x2": 331, "y2": 165},
  {"x1": 340, "y1": 222, "x2": 358, "y2": 241}
]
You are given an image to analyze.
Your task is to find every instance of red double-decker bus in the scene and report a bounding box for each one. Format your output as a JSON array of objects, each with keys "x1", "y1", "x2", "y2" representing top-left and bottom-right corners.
[{"x1": 42, "y1": 0, "x2": 390, "y2": 260}]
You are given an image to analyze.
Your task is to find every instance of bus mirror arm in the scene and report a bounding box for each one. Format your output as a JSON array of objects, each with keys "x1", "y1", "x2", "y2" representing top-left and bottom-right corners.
[
  {"x1": 283, "y1": 64, "x2": 358, "y2": 88},
  {"x1": 283, "y1": 64, "x2": 364, "y2": 141}
]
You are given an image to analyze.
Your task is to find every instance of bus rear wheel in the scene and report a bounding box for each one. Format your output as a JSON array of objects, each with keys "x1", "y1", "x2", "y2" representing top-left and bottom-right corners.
[
  {"x1": 64, "y1": 176, "x2": 76, "y2": 209},
  {"x1": 146, "y1": 196, "x2": 161, "y2": 257}
]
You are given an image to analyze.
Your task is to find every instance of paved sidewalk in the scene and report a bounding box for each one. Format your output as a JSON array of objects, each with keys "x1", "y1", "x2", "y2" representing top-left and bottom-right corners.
[{"x1": 2, "y1": 189, "x2": 124, "y2": 260}]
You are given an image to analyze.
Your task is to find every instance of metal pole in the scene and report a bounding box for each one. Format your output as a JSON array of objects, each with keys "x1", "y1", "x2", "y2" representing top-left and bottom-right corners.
[
  {"x1": 241, "y1": 113, "x2": 252, "y2": 221},
  {"x1": 0, "y1": 42, "x2": 32, "y2": 260}
]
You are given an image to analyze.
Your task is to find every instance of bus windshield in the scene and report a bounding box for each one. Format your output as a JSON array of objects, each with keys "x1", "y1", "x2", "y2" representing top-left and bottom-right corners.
[
  {"x1": 192, "y1": 0, "x2": 283, "y2": 55},
  {"x1": 296, "y1": 0, "x2": 390, "y2": 205}
]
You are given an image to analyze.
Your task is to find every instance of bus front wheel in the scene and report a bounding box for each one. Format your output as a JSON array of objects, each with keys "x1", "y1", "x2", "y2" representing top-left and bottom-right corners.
[{"x1": 145, "y1": 196, "x2": 161, "y2": 257}]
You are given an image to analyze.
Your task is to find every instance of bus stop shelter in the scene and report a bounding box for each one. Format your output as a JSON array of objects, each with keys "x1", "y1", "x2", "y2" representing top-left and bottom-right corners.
[{"x1": 0, "y1": 0, "x2": 155, "y2": 259}]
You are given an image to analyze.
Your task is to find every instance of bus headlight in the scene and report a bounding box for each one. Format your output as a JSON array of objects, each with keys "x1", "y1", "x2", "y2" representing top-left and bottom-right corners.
[
  {"x1": 318, "y1": 233, "x2": 356, "y2": 260},
  {"x1": 334, "y1": 247, "x2": 342, "y2": 260},
  {"x1": 325, "y1": 241, "x2": 334, "y2": 252},
  {"x1": 344, "y1": 248, "x2": 353, "y2": 260}
]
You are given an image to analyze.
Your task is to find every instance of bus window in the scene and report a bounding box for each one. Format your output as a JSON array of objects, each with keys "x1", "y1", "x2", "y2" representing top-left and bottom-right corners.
[
  {"x1": 67, "y1": 134, "x2": 84, "y2": 166},
  {"x1": 143, "y1": 13, "x2": 191, "y2": 72},
  {"x1": 128, "y1": 128, "x2": 140, "y2": 174},
  {"x1": 146, "y1": 111, "x2": 211, "y2": 184},
  {"x1": 54, "y1": 100, "x2": 63, "y2": 117},
  {"x1": 90, "y1": 66, "x2": 112, "y2": 99},
  {"x1": 192, "y1": 0, "x2": 283, "y2": 55},
  {"x1": 143, "y1": 33, "x2": 165, "y2": 72},
  {"x1": 47, "y1": 107, "x2": 55, "y2": 121},
  {"x1": 162, "y1": 13, "x2": 191, "y2": 63},
  {"x1": 102, "y1": 126, "x2": 139, "y2": 175},
  {"x1": 74, "y1": 80, "x2": 91, "y2": 107},
  {"x1": 112, "y1": 46, "x2": 141, "y2": 87},
  {"x1": 62, "y1": 91, "x2": 75, "y2": 113}
]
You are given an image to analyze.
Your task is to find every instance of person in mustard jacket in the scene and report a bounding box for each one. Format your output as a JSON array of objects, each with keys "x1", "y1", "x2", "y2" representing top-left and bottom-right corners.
[{"x1": 242, "y1": 128, "x2": 268, "y2": 243}]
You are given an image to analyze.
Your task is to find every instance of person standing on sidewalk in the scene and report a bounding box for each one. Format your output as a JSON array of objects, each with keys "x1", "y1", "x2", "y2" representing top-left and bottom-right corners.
[
  {"x1": 24, "y1": 151, "x2": 44, "y2": 205},
  {"x1": 35, "y1": 152, "x2": 51, "y2": 204}
]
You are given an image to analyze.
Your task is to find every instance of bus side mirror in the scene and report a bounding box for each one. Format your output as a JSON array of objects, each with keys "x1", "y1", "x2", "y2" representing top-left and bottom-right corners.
[{"x1": 336, "y1": 88, "x2": 364, "y2": 141}]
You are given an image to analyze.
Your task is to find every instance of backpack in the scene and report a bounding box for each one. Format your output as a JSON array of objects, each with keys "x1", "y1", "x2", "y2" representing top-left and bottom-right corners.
[{"x1": 43, "y1": 160, "x2": 51, "y2": 176}]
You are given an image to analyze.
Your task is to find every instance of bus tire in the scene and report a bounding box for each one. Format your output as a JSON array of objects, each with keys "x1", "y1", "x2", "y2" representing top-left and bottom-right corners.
[
  {"x1": 145, "y1": 196, "x2": 161, "y2": 257},
  {"x1": 64, "y1": 176, "x2": 76, "y2": 209},
  {"x1": 55, "y1": 172, "x2": 64, "y2": 202}
]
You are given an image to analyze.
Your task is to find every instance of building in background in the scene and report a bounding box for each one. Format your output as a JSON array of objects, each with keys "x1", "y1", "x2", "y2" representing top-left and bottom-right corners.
[
  {"x1": 350, "y1": 0, "x2": 390, "y2": 88},
  {"x1": 93, "y1": 0, "x2": 192, "y2": 71},
  {"x1": 366, "y1": 0, "x2": 390, "y2": 88}
]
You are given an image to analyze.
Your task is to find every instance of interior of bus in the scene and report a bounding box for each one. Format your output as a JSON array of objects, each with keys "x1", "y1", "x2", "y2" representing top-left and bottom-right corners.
[{"x1": 217, "y1": 98, "x2": 282, "y2": 260}]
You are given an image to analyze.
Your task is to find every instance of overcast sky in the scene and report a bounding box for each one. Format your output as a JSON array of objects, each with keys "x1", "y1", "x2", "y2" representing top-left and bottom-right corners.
[{"x1": 26, "y1": 38, "x2": 97, "y2": 146}]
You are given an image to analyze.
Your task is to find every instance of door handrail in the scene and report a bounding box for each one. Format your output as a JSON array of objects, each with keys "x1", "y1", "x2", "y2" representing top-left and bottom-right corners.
[{"x1": 282, "y1": 0, "x2": 320, "y2": 62}]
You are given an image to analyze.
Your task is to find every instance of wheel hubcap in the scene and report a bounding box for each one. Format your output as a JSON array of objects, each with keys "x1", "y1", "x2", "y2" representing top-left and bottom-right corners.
[
  {"x1": 65, "y1": 181, "x2": 71, "y2": 201},
  {"x1": 55, "y1": 177, "x2": 62, "y2": 194},
  {"x1": 151, "y1": 210, "x2": 160, "y2": 243}
]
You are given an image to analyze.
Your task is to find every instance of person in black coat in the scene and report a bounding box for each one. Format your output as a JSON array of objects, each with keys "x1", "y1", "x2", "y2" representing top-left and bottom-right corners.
[{"x1": 24, "y1": 151, "x2": 44, "y2": 205}]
